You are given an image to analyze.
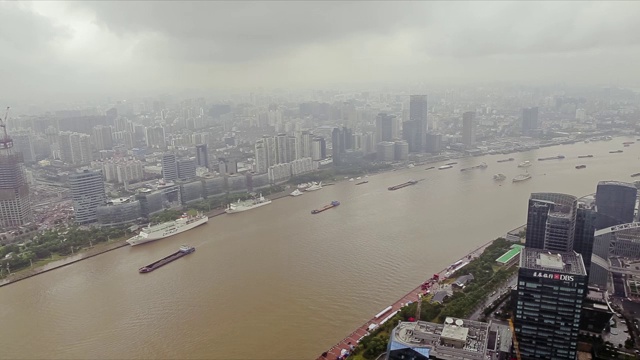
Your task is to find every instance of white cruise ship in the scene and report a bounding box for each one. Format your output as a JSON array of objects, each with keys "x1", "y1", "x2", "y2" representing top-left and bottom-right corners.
[
  {"x1": 225, "y1": 194, "x2": 272, "y2": 213},
  {"x1": 305, "y1": 182, "x2": 323, "y2": 191},
  {"x1": 127, "y1": 213, "x2": 208, "y2": 246},
  {"x1": 290, "y1": 189, "x2": 304, "y2": 197}
]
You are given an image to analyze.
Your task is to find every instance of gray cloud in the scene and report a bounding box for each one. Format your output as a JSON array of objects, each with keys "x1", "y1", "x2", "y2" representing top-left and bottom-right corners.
[{"x1": 2, "y1": 1, "x2": 640, "y2": 105}]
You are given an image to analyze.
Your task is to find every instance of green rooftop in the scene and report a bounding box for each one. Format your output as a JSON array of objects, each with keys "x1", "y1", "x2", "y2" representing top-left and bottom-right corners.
[{"x1": 496, "y1": 244, "x2": 524, "y2": 265}]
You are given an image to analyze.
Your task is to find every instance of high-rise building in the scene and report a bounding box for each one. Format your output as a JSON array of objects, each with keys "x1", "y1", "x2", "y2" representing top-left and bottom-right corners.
[
  {"x1": 387, "y1": 318, "x2": 512, "y2": 360},
  {"x1": 275, "y1": 133, "x2": 289, "y2": 164},
  {"x1": 376, "y1": 113, "x2": 398, "y2": 143},
  {"x1": 161, "y1": 153, "x2": 178, "y2": 182},
  {"x1": 394, "y1": 141, "x2": 409, "y2": 161},
  {"x1": 402, "y1": 120, "x2": 419, "y2": 153},
  {"x1": 195, "y1": 144, "x2": 209, "y2": 169},
  {"x1": 574, "y1": 207, "x2": 597, "y2": 275},
  {"x1": 11, "y1": 131, "x2": 35, "y2": 163},
  {"x1": 525, "y1": 193, "x2": 578, "y2": 253},
  {"x1": 595, "y1": 181, "x2": 637, "y2": 229},
  {"x1": 409, "y1": 95, "x2": 428, "y2": 151},
  {"x1": 255, "y1": 140, "x2": 268, "y2": 173},
  {"x1": 287, "y1": 136, "x2": 298, "y2": 162},
  {"x1": 514, "y1": 248, "x2": 586, "y2": 359},
  {"x1": 311, "y1": 137, "x2": 325, "y2": 161},
  {"x1": 377, "y1": 141, "x2": 395, "y2": 162},
  {"x1": 177, "y1": 158, "x2": 196, "y2": 181},
  {"x1": 462, "y1": 111, "x2": 476, "y2": 147},
  {"x1": 522, "y1": 107, "x2": 539, "y2": 135},
  {"x1": 300, "y1": 131, "x2": 313, "y2": 159},
  {"x1": 425, "y1": 132, "x2": 442, "y2": 154},
  {"x1": 145, "y1": 126, "x2": 166, "y2": 149},
  {"x1": 332, "y1": 127, "x2": 352, "y2": 165},
  {"x1": 0, "y1": 131, "x2": 32, "y2": 228},
  {"x1": 69, "y1": 169, "x2": 107, "y2": 224},
  {"x1": 92, "y1": 125, "x2": 114, "y2": 151}
]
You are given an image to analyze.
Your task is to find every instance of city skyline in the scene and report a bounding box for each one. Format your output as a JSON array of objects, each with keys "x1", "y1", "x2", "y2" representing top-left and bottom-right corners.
[{"x1": 3, "y1": 2, "x2": 640, "y2": 104}]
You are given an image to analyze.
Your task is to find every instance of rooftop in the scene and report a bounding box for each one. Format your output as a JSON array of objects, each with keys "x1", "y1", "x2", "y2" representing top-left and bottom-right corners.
[
  {"x1": 390, "y1": 318, "x2": 512, "y2": 360},
  {"x1": 520, "y1": 248, "x2": 587, "y2": 276}
]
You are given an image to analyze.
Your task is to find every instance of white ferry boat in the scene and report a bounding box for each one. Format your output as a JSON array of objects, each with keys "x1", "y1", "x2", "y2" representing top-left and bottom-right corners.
[
  {"x1": 290, "y1": 189, "x2": 304, "y2": 197},
  {"x1": 305, "y1": 182, "x2": 323, "y2": 191},
  {"x1": 225, "y1": 194, "x2": 272, "y2": 213},
  {"x1": 297, "y1": 183, "x2": 310, "y2": 190},
  {"x1": 438, "y1": 165, "x2": 453, "y2": 170},
  {"x1": 127, "y1": 213, "x2": 208, "y2": 246},
  {"x1": 512, "y1": 173, "x2": 532, "y2": 182},
  {"x1": 518, "y1": 161, "x2": 532, "y2": 168},
  {"x1": 493, "y1": 173, "x2": 506, "y2": 181}
]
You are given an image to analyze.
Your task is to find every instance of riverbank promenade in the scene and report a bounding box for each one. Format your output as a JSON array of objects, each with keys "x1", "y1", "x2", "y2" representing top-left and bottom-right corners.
[{"x1": 315, "y1": 240, "x2": 495, "y2": 360}]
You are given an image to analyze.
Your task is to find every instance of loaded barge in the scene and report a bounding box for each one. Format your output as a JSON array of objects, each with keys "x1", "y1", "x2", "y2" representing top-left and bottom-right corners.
[
  {"x1": 139, "y1": 245, "x2": 195, "y2": 273},
  {"x1": 388, "y1": 179, "x2": 420, "y2": 191},
  {"x1": 460, "y1": 162, "x2": 488, "y2": 172},
  {"x1": 311, "y1": 201, "x2": 340, "y2": 214},
  {"x1": 538, "y1": 155, "x2": 565, "y2": 161}
]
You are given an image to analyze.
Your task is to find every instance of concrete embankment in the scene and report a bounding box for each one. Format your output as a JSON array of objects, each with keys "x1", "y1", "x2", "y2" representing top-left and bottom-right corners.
[
  {"x1": 0, "y1": 240, "x2": 129, "y2": 288},
  {"x1": 0, "y1": 190, "x2": 292, "y2": 288},
  {"x1": 315, "y1": 238, "x2": 498, "y2": 360}
]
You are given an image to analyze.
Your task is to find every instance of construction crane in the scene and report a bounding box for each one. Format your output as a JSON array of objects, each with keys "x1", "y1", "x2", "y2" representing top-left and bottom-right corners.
[
  {"x1": 508, "y1": 317, "x2": 522, "y2": 360},
  {"x1": 0, "y1": 106, "x2": 13, "y2": 150}
]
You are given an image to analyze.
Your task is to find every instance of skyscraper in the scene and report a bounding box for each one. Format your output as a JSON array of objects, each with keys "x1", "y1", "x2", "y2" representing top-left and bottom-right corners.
[
  {"x1": 376, "y1": 113, "x2": 398, "y2": 143},
  {"x1": 401, "y1": 120, "x2": 419, "y2": 153},
  {"x1": 69, "y1": 169, "x2": 106, "y2": 224},
  {"x1": 145, "y1": 126, "x2": 166, "y2": 149},
  {"x1": 0, "y1": 129, "x2": 32, "y2": 228},
  {"x1": 525, "y1": 193, "x2": 578, "y2": 253},
  {"x1": 255, "y1": 139, "x2": 268, "y2": 173},
  {"x1": 514, "y1": 248, "x2": 586, "y2": 360},
  {"x1": 409, "y1": 95, "x2": 428, "y2": 151},
  {"x1": 11, "y1": 131, "x2": 35, "y2": 163},
  {"x1": 462, "y1": 111, "x2": 476, "y2": 147},
  {"x1": 595, "y1": 181, "x2": 637, "y2": 229},
  {"x1": 275, "y1": 133, "x2": 288, "y2": 164},
  {"x1": 574, "y1": 207, "x2": 597, "y2": 275},
  {"x1": 161, "y1": 153, "x2": 178, "y2": 182},
  {"x1": 425, "y1": 132, "x2": 442, "y2": 154},
  {"x1": 522, "y1": 107, "x2": 539, "y2": 135},
  {"x1": 195, "y1": 144, "x2": 209, "y2": 169},
  {"x1": 332, "y1": 127, "x2": 352, "y2": 165}
]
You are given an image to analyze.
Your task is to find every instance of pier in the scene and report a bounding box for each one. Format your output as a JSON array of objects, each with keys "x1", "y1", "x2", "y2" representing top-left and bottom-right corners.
[{"x1": 315, "y1": 239, "x2": 496, "y2": 360}]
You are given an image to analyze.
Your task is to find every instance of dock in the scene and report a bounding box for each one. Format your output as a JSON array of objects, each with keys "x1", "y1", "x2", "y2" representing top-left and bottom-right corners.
[{"x1": 315, "y1": 239, "x2": 496, "y2": 360}]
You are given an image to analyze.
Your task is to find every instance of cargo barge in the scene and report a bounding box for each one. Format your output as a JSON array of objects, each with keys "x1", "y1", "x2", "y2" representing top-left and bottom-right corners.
[
  {"x1": 578, "y1": 155, "x2": 593, "y2": 159},
  {"x1": 497, "y1": 158, "x2": 514, "y2": 163},
  {"x1": 631, "y1": 173, "x2": 640, "y2": 178},
  {"x1": 610, "y1": 150, "x2": 623, "y2": 153},
  {"x1": 575, "y1": 165, "x2": 587, "y2": 169},
  {"x1": 139, "y1": 245, "x2": 195, "y2": 273},
  {"x1": 355, "y1": 181, "x2": 368, "y2": 185},
  {"x1": 425, "y1": 166, "x2": 435, "y2": 170},
  {"x1": 388, "y1": 179, "x2": 419, "y2": 191},
  {"x1": 538, "y1": 155, "x2": 565, "y2": 161},
  {"x1": 311, "y1": 201, "x2": 340, "y2": 214},
  {"x1": 460, "y1": 162, "x2": 488, "y2": 172}
]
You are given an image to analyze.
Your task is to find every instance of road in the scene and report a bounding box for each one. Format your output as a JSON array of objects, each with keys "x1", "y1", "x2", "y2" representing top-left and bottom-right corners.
[{"x1": 469, "y1": 274, "x2": 518, "y2": 320}]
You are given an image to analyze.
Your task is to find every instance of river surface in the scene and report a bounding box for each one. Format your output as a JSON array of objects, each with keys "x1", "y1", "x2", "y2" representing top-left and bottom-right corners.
[{"x1": 0, "y1": 136, "x2": 638, "y2": 359}]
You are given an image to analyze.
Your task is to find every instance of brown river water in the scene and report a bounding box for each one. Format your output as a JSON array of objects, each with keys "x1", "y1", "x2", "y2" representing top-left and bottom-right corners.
[{"x1": 0, "y1": 136, "x2": 637, "y2": 359}]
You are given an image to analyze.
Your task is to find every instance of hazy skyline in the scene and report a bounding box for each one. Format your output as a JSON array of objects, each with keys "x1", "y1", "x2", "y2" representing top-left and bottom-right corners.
[{"x1": 2, "y1": 1, "x2": 640, "y2": 103}]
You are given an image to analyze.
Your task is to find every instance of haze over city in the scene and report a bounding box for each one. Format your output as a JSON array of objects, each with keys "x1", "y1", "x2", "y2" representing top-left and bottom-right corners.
[
  {"x1": 3, "y1": 1, "x2": 640, "y2": 359},
  {"x1": 3, "y1": 1, "x2": 640, "y2": 104}
]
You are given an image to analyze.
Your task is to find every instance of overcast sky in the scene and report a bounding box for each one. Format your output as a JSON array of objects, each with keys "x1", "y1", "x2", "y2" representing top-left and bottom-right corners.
[{"x1": 2, "y1": 1, "x2": 640, "y2": 103}]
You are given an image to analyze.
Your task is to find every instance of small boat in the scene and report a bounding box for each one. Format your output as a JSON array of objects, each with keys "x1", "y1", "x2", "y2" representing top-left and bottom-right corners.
[
  {"x1": 446, "y1": 162, "x2": 458, "y2": 166},
  {"x1": 349, "y1": 178, "x2": 354, "y2": 182},
  {"x1": 610, "y1": 150, "x2": 623, "y2": 154},
  {"x1": 306, "y1": 182, "x2": 323, "y2": 191},
  {"x1": 513, "y1": 173, "x2": 532, "y2": 182},
  {"x1": 575, "y1": 165, "x2": 587, "y2": 169},
  {"x1": 356, "y1": 177, "x2": 362, "y2": 180},
  {"x1": 438, "y1": 165, "x2": 453, "y2": 170},
  {"x1": 578, "y1": 155, "x2": 593, "y2": 159},
  {"x1": 425, "y1": 166, "x2": 435, "y2": 170},
  {"x1": 355, "y1": 181, "x2": 369, "y2": 185},
  {"x1": 497, "y1": 158, "x2": 514, "y2": 163},
  {"x1": 290, "y1": 189, "x2": 304, "y2": 197},
  {"x1": 518, "y1": 161, "x2": 532, "y2": 168},
  {"x1": 493, "y1": 173, "x2": 506, "y2": 181}
]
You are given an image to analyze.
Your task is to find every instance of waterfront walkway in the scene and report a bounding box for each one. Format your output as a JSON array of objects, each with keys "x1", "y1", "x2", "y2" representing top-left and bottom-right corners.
[{"x1": 315, "y1": 239, "x2": 495, "y2": 360}]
